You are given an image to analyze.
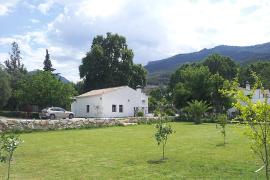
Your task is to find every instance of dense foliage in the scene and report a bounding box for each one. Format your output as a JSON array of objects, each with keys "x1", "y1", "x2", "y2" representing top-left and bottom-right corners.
[
  {"x1": 0, "y1": 65, "x2": 11, "y2": 109},
  {"x1": 239, "y1": 61, "x2": 270, "y2": 88},
  {"x1": 3, "y1": 42, "x2": 27, "y2": 110},
  {"x1": 79, "y1": 32, "x2": 147, "y2": 91},
  {"x1": 15, "y1": 71, "x2": 77, "y2": 109},
  {"x1": 202, "y1": 54, "x2": 238, "y2": 80},
  {"x1": 169, "y1": 55, "x2": 234, "y2": 113},
  {"x1": 148, "y1": 87, "x2": 175, "y2": 116}
]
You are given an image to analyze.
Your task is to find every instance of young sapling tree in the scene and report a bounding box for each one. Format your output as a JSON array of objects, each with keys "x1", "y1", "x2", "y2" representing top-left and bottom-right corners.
[
  {"x1": 217, "y1": 114, "x2": 228, "y2": 145},
  {"x1": 0, "y1": 133, "x2": 22, "y2": 180},
  {"x1": 154, "y1": 120, "x2": 173, "y2": 160}
]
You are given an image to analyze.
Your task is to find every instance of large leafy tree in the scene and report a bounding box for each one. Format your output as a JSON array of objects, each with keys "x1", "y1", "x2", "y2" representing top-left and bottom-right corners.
[
  {"x1": 4, "y1": 42, "x2": 27, "y2": 110},
  {"x1": 169, "y1": 64, "x2": 212, "y2": 109},
  {"x1": 209, "y1": 73, "x2": 231, "y2": 113},
  {"x1": 202, "y1": 54, "x2": 238, "y2": 80},
  {"x1": 79, "y1": 32, "x2": 147, "y2": 91},
  {"x1": 15, "y1": 71, "x2": 77, "y2": 109},
  {"x1": 0, "y1": 65, "x2": 11, "y2": 109},
  {"x1": 4, "y1": 42, "x2": 26, "y2": 74},
  {"x1": 43, "y1": 49, "x2": 55, "y2": 72},
  {"x1": 148, "y1": 87, "x2": 175, "y2": 115}
]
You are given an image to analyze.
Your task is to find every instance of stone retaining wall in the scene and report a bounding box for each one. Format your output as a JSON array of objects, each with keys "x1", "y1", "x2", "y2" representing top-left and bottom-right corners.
[{"x1": 0, "y1": 117, "x2": 170, "y2": 132}]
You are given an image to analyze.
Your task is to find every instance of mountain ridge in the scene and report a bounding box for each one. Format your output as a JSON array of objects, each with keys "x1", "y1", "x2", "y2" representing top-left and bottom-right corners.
[{"x1": 145, "y1": 42, "x2": 270, "y2": 74}]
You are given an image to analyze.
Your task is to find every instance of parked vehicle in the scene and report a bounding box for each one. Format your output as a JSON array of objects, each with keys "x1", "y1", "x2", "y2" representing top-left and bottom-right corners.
[{"x1": 39, "y1": 107, "x2": 75, "y2": 119}]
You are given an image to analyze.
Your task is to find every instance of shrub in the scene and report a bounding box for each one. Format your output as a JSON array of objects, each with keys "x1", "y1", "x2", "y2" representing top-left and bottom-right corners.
[
  {"x1": 164, "y1": 109, "x2": 175, "y2": 116},
  {"x1": 136, "y1": 111, "x2": 144, "y2": 117},
  {"x1": 0, "y1": 111, "x2": 40, "y2": 119},
  {"x1": 184, "y1": 100, "x2": 212, "y2": 124}
]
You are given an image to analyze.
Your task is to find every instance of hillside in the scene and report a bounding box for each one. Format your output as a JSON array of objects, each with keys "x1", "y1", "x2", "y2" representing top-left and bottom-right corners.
[
  {"x1": 28, "y1": 70, "x2": 71, "y2": 84},
  {"x1": 145, "y1": 42, "x2": 270, "y2": 85}
]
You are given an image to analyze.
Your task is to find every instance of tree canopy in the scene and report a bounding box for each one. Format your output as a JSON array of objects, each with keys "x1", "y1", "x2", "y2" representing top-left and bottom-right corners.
[
  {"x1": 4, "y1": 42, "x2": 26, "y2": 74},
  {"x1": 202, "y1": 54, "x2": 238, "y2": 80},
  {"x1": 79, "y1": 32, "x2": 147, "y2": 91},
  {"x1": 0, "y1": 65, "x2": 11, "y2": 109},
  {"x1": 3, "y1": 42, "x2": 27, "y2": 110},
  {"x1": 15, "y1": 71, "x2": 77, "y2": 109},
  {"x1": 43, "y1": 49, "x2": 55, "y2": 72},
  {"x1": 239, "y1": 61, "x2": 270, "y2": 89},
  {"x1": 169, "y1": 62, "x2": 231, "y2": 112},
  {"x1": 169, "y1": 64, "x2": 212, "y2": 108}
]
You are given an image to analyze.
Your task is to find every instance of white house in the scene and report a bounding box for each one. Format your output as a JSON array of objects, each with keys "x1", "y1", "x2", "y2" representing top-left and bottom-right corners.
[
  {"x1": 71, "y1": 86, "x2": 148, "y2": 118},
  {"x1": 228, "y1": 82, "x2": 270, "y2": 116},
  {"x1": 241, "y1": 82, "x2": 270, "y2": 103}
]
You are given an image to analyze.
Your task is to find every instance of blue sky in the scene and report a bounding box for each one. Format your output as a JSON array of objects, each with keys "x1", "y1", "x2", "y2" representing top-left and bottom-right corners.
[{"x1": 0, "y1": 0, "x2": 270, "y2": 82}]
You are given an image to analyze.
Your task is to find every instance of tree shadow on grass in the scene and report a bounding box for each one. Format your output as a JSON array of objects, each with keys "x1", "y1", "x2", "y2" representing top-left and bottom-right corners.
[
  {"x1": 216, "y1": 143, "x2": 226, "y2": 147},
  {"x1": 147, "y1": 158, "x2": 168, "y2": 164}
]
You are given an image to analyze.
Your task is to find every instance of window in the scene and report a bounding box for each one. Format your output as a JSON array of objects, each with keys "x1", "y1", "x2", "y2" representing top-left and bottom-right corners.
[
  {"x1": 86, "y1": 105, "x2": 90, "y2": 113},
  {"x1": 52, "y1": 107, "x2": 62, "y2": 111},
  {"x1": 59, "y1": 108, "x2": 65, "y2": 111},
  {"x1": 119, "y1": 105, "x2": 123, "y2": 113},
  {"x1": 112, "y1": 105, "x2": 116, "y2": 112}
]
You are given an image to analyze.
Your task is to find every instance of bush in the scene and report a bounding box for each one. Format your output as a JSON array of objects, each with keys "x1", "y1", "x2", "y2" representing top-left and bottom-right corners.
[
  {"x1": 175, "y1": 113, "x2": 217, "y2": 123},
  {"x1": 164, "y1": 109, "x2": 175, "y2": 116},
  {"x1": 136, "y1": 111, "x2": 144, "y2": 117},
  {"x1": 0, "y1": 111, "x2": 40, "y2": 119}
]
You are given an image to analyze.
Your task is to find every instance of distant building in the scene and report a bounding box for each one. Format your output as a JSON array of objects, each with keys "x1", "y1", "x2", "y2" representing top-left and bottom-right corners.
[
  {"x1": 228, "y1": 81, "x2": 270, "y2": 116},
  {"x1": 71, "y1": 86, "x2": 148, "y2": 118}
]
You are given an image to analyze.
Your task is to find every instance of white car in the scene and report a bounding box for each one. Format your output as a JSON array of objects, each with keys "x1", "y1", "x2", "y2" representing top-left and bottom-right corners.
[{"x1": 40, "y1": 107, "x2": 75, "y2": 120}]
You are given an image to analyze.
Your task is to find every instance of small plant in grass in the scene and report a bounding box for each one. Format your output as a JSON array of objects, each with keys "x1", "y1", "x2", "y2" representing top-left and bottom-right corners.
[
  {"x1": 154, "y1": 120, "x2": 173, "y2": 160},
  {"x1": 216, "y1": 114, "x2": 228, "y2": 145},
  {"x1": 0, "y1": 133, "x2": 23, "y2": 180}
]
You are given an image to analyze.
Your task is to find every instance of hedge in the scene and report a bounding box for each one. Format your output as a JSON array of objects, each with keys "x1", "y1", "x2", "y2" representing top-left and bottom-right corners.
[{"x1": 0, "y1": 111, "x2": 40, "y2": 119}]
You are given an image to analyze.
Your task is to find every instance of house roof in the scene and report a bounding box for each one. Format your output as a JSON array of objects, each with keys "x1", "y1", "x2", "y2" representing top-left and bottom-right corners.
[{"x1": 76, "y1": 86, "x2": 128, "y2": 98}]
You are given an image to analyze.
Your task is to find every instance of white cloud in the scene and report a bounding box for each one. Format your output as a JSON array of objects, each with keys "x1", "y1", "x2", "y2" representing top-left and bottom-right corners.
[
  {"x1": 0, "y1": 4, "x2": 8, "y2": 15},
  {"x1": 2, "y1": 0, "x2": 270, "y2": 82},
  {"x1": 30, "y1": 19, "x2": 40, "y2": 23},
  {"x1": 0, "y1": 0, "x2": 19, "y2": 16},
  {"x1": 44, "y1": 0, "x2": 270, "y2": 63},
  {"x1": 37, "y1": 0, "x2": 55, "y2": 14}
]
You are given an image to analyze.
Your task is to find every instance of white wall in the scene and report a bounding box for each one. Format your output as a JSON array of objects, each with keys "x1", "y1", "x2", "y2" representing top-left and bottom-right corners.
[
  {"x1": 244, "y1": 89, "x2": 270, "y2": 103},
  {"x1": 71, "y1": 86, "x2": 148, "y2": 118},
  {"x1": 71, "y1": 95, "x2": 103, "y2": 118}
]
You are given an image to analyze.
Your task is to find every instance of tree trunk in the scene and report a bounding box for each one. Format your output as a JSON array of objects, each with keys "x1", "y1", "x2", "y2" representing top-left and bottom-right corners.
[
  {"x1": 224, "y1": 128, "x2": 226, "y2": 145},
  {"x1": 162, "y1": 143, "x2": 165, "y2": 160},
  {"x1": 264, "y1": 140, "x2": 269, "y2": 180},
  {"x1": 264, "y1": 121, "x2": 269, "y2": 180},
  {"x1": 7, "y1": 151, "x2": 13, "y2": 180}
]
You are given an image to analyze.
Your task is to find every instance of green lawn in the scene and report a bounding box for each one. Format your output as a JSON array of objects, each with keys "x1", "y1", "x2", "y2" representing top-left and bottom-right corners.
[{"x1": 0, "y1": 122, "x2": 264, "y2": 179}]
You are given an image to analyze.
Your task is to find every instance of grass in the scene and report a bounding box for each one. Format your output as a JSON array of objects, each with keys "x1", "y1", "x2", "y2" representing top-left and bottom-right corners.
[{"x1": 0, "y1": 122, "x2": 265, "y2": 179}]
